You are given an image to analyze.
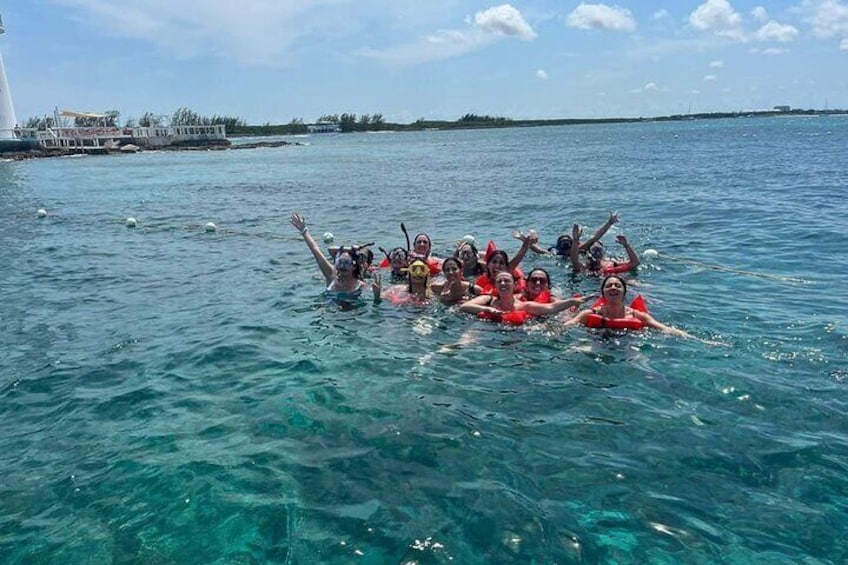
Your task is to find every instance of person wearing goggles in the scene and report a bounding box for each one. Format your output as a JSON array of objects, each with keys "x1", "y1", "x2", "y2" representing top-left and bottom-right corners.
[
  {"x1": 378, "y1": 246, "x2": 410, "y2": 283},
  {"x1": 569, "y1": 221, "x2": 640, "y2": 275},
  {"x1": 528, "y1": 211, "x2": 619, "y2": 258},
  {"x1": 290, "y1": 212, "x2": 379, "y2": 300},
  {"x1": 373, "y1": 258, "x2": 432, "y2": 305},
  {"x1": 454, "y1": 241, "x2": 486, "y2": 279}
]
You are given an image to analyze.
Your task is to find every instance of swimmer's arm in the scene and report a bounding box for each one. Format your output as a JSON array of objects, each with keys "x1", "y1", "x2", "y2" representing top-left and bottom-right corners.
[
  {"x1": 634, "y1": 311, "x2": 693, "y2": 338},
  {"x1": 509, "y1": 230, "x2": 536, "y2": 271},
  {"x1": 641, "y1": 312, "x2": 731, "y2": 345},
  {"x1": 562, "y1": 310, "x2": 592, "y2": 327},
  {"x1": 371, "y1": 273, "x2": 382, "y2": 303},
  {"x1": 459, "y1": 295, "x2": 498, "y2": 315},
  {"x1": 569, "y1": 223, "x2": 583, "y2": 271},
  {"x1": 617, "y1": 234, "x2": 640, "y2": 270},
  {"x1": 529, "y1": 242, "x2": 549, "y2": 255},
  {"x1": 580, "y1": 211, "x2": 618, "y2": 251},
  {"x1": 522, "y1": 295, "x2": 589, "y2": 316},
  {"x1": 291, "y1": 213, "x2": 333, "y2": 283}
]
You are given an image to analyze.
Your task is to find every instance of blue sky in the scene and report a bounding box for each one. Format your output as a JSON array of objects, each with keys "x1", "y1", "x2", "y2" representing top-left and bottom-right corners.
[{"x1": 2, "y1": 0, "x2": 847, "y2": 124}]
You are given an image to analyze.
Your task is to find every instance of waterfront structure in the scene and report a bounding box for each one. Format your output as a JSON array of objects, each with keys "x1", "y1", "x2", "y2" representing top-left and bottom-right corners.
[
  {"x1": 307, "y1": 122, "x2": 342, "y2": 134},
  {"x1": 36, "y1": 108, "x2": 227, "y2": 150}
]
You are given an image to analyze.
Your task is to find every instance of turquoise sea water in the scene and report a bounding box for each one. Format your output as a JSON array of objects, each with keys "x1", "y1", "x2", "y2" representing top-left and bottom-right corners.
[{"x1": 1, "y1": 117, "x2": 847, "y2": 564}]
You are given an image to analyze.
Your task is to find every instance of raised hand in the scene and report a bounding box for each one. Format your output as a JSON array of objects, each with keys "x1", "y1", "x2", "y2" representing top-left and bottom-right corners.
[{"x1": 290, "y1": 213, "x2": 307, "y2": 233}]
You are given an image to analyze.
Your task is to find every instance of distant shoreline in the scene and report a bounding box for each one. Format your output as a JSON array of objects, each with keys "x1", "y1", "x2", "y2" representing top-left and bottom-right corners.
[{"x1": 227, "y1": 108, "x2": 848, "y2": 137}]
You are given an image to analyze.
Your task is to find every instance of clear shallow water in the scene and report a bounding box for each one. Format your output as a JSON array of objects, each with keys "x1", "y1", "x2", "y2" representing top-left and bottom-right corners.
[{"x1": 1, "y1": 117, "x2": 847, "y2": 563}]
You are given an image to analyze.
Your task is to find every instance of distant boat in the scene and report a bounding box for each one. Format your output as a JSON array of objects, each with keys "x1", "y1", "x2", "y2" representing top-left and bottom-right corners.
[{"x1": 307, "y1": 122, "x2": 341, "y2": 134}]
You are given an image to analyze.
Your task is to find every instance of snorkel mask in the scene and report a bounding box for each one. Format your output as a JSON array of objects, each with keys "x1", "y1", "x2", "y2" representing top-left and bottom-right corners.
[{"x1": 408, "y1": 260, "x2": 429, "y2": 279}]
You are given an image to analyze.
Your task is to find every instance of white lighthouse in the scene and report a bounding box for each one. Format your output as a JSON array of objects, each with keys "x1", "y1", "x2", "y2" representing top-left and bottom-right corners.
[{"x1": 0, "y1": 12, "x2": 19, "y2": 140}]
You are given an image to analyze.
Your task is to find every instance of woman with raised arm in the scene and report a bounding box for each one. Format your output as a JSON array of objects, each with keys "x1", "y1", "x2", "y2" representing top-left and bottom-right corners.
[
  {"x1": 570, "y1": 222, "x2": 640, "y2": 275},
  {"x1": 530, "y1": 211, "x2": 619, "y2": 257},
  {"x1": 290, "y1": 212, "x2": 378, "y2": 300}
]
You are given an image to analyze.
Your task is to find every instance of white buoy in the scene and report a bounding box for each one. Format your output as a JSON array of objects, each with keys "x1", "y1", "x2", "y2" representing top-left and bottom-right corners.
[
  {"x1": 37, "y1": 208, "x2": 47, "y2": 218},
  {"x1": 642, "y1": 248, "x2": 659, "y2": 259},
  {"x1": 205, "y1": 222, "x2": 217, "y2": 232},
  {"x1": 323, "y1": 232, "x2": 334, "y2": 244},
  {"x1": 126, "y1": 217, "x2": 137, "y2": 228}
]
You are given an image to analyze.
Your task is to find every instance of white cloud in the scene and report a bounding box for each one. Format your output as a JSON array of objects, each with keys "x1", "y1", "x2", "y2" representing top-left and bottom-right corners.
[
  {"x1": 691, "y1": 89, "x2": 701, "y2": 94},
  {"x1": 751, "y1": 6, "x2": 769, "y2": 22},
  {"x1": 536, "y1": 69, "x2": 549, "y2": 80},
  {"x1": 359, "y1": 4, "x2": 536, "y2": 67},
  {"x1": 750, "y1": 47, "x2": 788, "y2": 55},
  {"x1": 567, "y1": 3, "x2": 637, "y2": 32},
  {"x1": 653, "y1": 9, "x2": 669, "y2": 20},
  {"x1": 704, "y1": 74, "x2": 718, "y2": 81},
  {"x1": 799, "y1": 0, "x2": 848, "y2": 38},
  {"x1": 709, "y1": 60, "x2": 724, "y2": 68},
  {"x1": 50, "y1": 0, "x2": 348, "y2": 65},
  {"x1": 755, "y1": 21, "x2": 799, "y2": 42},
  {"x1": 842, "y1": 38, "x2": 848, "y2": 50},
  {"x1": 643, "y1": 82, "x2": 658, "y2": 91},
  {"x1": 689, "y1": 0, "x2": 745, "y2": 41},
  {"x1": 474, "y1": 4, "x2": 537, "y2": 40}
]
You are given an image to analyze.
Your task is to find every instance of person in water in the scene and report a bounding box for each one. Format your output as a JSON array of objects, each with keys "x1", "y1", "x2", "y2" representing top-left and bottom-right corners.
[
  {"x1": 382, "y1": 246, "x2": 410, "y2": 283},
  {"x1": 329, "y1": 242, "x2": 376, "y2": 277},
  {"x1": 455, "y1": 240, "x2": 486, "y2": 279},
  {"x1": 564, "y1": 275, "x2": 693, "y2": 337},
  {"x1": 374, "y1": 258, "x2": 431, "y2": 305},
  {"x1": 531, "y1": 212, "x2": 619, "y2": 257},
  {"x1": 569, "y1": 222, "x2": 640, "y2": 274},
  {"x1": 290, "y1": 213, "x2": 378, "y2": 299},
  {"x1": 430, "y1": 257, "x2": 480, "y2": 305},
  {"x1": 460, "y1": 271, "x2": 589, "y2": 321},
  {"x1": 409, "y1": 232, "x2": 443, "y2": 275},
  {"x1": 474, "y1": 230, "x2": 537, "y2": 294},
  {"x1": 521, "y1": 268, "x2": 558, "y2": 303}
]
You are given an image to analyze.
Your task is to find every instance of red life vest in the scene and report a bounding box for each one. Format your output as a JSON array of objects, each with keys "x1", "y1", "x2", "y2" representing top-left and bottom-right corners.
[
  {"x1": 477, "y1": 309, "x2": 533, "y2": 326},
  {"x1": 584, "y1": 295, "x2": 648, "y2": 330}
]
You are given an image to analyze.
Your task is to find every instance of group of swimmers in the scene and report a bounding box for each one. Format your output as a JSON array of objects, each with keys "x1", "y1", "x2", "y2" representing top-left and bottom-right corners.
[{"x1": 290, "y1": 211, "x2": 711, "y2": 341}]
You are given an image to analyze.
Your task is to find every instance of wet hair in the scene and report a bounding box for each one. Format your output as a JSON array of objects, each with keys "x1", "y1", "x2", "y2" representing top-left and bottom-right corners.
[
  {"x1": 527, "y1": 268, "x2": 551, "y2": 285},
  {"x1": 601, "y1": 275, "x2": 627, "y2": 296},
  {"x1": 412, "y1": 233, "x2": 432, "y2": 254},
  {"x1": 441, "y1": 256, "x2": 462, "y2": 274},
  {"x1": 455, "y1": 242, "x2": 484, "y2": 276},
  {"x1": 587, "y1": 241, "x2": 605, "y2": 264},
  {"x1": 486, "y1": 250, "x2": 509, "y2": 266},
  {"x1": 335, "y1": 247, "x2": 363, "y2": 279},
  {"x1": 455, "y1": 241, "x2": 479, "y2": 257},
  {"x1": 388, "y1": 246, "x2": 409, "y2": 261},
  {"x1": 554, "y1": 234, "x2": 573, "y2": 256},
  {"x1": 356, "y1": 247, "x2": 374, "y2": 267}
]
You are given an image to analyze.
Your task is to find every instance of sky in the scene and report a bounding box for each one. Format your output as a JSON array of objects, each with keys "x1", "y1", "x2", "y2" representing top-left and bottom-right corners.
[{"x1": 1, "y1": 0, "x2": 847, "y2": 124}]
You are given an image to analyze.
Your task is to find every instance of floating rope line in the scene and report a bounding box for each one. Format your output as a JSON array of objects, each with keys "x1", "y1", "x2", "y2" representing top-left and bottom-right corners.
[{"x1": 659, "y1": 253, "x2": 811, "y2": 284}]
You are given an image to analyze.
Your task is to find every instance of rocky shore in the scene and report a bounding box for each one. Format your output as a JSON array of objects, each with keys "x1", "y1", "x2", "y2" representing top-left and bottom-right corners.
[{"x1": 0, "y1": 139, "x2": 302, "y2": 161}]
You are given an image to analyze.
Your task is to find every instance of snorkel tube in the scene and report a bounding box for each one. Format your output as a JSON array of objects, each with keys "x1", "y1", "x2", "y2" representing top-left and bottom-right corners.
[{"x1": 400, "y1": 223, "x2": 411, "y2": 252}]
